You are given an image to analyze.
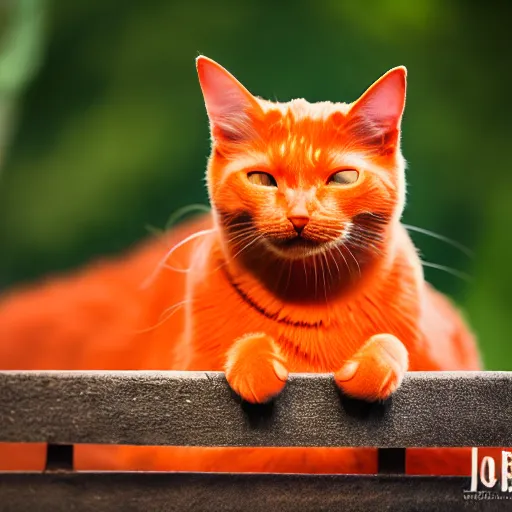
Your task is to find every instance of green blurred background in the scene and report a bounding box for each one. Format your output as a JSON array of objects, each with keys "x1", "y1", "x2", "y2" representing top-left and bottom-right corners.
[{"x1": 0, "y1": 0, "x2": 510, "y2": 369}]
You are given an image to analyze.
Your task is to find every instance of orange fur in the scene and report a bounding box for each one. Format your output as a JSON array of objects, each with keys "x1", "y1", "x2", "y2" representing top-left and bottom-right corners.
[{"x1": 0, "y1": 57, "x2": 484, "y2": 475}]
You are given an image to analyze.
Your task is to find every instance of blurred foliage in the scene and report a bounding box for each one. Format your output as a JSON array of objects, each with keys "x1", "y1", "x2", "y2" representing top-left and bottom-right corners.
[
  {"x1": 0, "y1": 0, "x2": 510, "y2": 369},
  {"x1": 0, "y1": 0, "x2": 44, "y2": 164}
]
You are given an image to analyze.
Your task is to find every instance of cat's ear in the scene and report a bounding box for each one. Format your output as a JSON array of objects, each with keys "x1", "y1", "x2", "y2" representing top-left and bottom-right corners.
[
  {"x1": 348, "y1": 66, "x2": 407, "y2": 141},
  {"x1": 196, "y1": 56, "x2": 262, "y2": 143}
]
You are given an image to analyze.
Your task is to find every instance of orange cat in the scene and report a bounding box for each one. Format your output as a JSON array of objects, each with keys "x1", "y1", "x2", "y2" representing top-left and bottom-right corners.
[{"x1": 0, "y1": 56, "x2": 484, "y2": 474}]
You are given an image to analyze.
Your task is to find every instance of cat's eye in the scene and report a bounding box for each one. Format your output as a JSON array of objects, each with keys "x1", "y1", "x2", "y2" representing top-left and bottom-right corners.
[
  {"x1": 247, "y1": 171, "x2": 277, "y2": 187},
  {"x1": 328, "y1": 169, "x2": 359, "y2": 186}
]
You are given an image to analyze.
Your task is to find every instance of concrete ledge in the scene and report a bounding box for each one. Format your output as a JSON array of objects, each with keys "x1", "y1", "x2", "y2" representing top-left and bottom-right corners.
[{"x1": 0, "y1": 370, "x2": 511, "y2": 447}]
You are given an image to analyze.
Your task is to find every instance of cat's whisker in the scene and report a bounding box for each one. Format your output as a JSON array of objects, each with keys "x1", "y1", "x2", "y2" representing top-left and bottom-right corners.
[
  {"x1": 323, "y1": 252, "x2": 332, "y2": 285},
  {"x1": 403, "y1": 224, "x2": 474, "y2": 258},
  {"x1": 327, "y1": 246, "x2": 341, "y2": 280},
  {"x1": 275, "y1": 258, "x2": 291, "y2": 295},
  {"x1": 313, "y1": 254, "x2": 318, "y2": 299},
  {"x1": 323, "y1": 250, "x2": 335, "y2": 286},
  {"x1": 341, "y1": 241, "x2": 361, "y2": 279},
  {"x1": 346, "y1": 230, "x2": 383, "y2": 256},
  {"x1": 208, "y1": 232, "x2": 269, "y2": 276},
  {"x1": 141, "y1": 228, "x2": 216, "y2": 288},
  {"x1": 351, "y1": 239, "x2": 383, "y2": 256},
  {"x1": 135, "y1": 299, "x2": 190, "y2": 334},
  {"x1": 224, "y1": 221, "x2": 258, "y2": 230},
  {"x1": 208, "y1": 233, "x2": 270, "y2": 277},
  {"x1": 319, "y1": 252, "x2": 329, "y2": 304},
  {"x1": 206, "y1": 245, "x2": 252, "y2": 277},
  {"x1": 159, "y1": 299, "x2": 190, "y2": 321},
  {"x1": 348, "y1": 241, "x2": 383, "y2": 257},
  {"x1": 230, "y1": 234, "x2": 266, "y2": 261},
  {"x1": 226, "y1": 228, "x2": 261, "y2": 244},
  {"x1": 145, "y1": 224, "x2": 165, "y2": 238},
  {"x1": 164, "y1": 204, "x2": 211, "y2": 231},
  {"x1": 226, "y1": 235, "x2": 263, "y2": 255},
  {"x1": 420, "y1": 261, "x2": 472, "y2": 283},
  {"x1": 302, "y1": 258, "x2": 308, "y2": 288},
  {"x1": 348, "y1": 227, "x2": 382, "y2": 244},
  {"x1": 145, "y1": 204, "x2": 212, "y2": 250},
  {"x1": 284, "y1": 259, "x2": 293, "y2": 295},
  {"x1": 334, "y1": 244, "x2": 351, "y2": 280},
  {"x1": 226, "y1": 224, "x2": 259, "y2": 233}
]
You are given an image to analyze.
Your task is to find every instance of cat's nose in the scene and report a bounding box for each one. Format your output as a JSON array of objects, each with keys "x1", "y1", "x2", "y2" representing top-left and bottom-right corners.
[{"x1": 288, "y1": 215, "x2": 309, "y2": 235}]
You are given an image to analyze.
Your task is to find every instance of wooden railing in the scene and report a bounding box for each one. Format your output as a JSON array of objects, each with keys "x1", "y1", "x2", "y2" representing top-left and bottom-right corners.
[{"x1": 0, "y1": 370, "x2": 511, "y2": 511}]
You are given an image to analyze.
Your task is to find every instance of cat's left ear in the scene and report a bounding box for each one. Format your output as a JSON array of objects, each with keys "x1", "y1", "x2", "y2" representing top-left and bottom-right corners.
[
  {"x1": 348, "y1": 66, "x2": 407, "y2": 137},
  {"x1": 196, "y1": 56, "x2": 263, "y2": 143}
]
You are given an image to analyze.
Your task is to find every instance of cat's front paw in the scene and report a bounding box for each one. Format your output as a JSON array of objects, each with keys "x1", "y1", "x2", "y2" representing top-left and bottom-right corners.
[
  {"x1": 225, "y1": 333, "x2": 288, "y2": 404},
  {"x1": 335, "y1": 333, "x2": 408, "y2": 402}
]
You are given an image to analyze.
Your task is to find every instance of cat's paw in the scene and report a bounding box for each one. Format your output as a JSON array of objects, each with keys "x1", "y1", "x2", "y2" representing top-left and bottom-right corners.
[
  {"x1": 335, "y1": 333, "x2": 408, "y2": 402},
  {"x1": 225, "y1": 333, "x2": 288, "y2": 404}
]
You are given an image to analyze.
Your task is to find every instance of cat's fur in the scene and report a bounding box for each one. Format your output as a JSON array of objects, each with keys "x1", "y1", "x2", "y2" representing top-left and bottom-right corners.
[{"x1": 0, "y1": 57, "x2": 485, "y2": 474}]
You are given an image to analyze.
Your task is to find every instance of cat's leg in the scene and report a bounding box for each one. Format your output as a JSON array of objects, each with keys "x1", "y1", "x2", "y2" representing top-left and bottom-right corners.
[
  {"x1": 225, "y1": 333, "x2": 289, "y2": 404},
  {"x1": 335, "y1": 333, "x2": 409, "y2": 401}
]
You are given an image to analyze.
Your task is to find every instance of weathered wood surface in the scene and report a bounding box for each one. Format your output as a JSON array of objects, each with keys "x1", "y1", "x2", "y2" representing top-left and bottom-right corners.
[
  {"x1": 0, "y1": 473, "x2": 496, "y2": 512},
  {"x1": 0, "y1": 370, "x2": 511, "y2": 447},
  {"x1": 0, "y1": 473, "x2": 498, "y2": 512}
]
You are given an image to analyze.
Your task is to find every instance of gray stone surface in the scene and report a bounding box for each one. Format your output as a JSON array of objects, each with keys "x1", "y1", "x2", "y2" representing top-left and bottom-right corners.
[{"x1": 0, "y1": 370, "x2": 511, "y2": 447}]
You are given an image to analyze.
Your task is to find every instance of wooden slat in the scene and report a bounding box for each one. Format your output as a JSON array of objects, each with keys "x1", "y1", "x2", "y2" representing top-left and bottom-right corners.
[
  {"x1": 0, "y1": 370, "x2": 511, "y2": 447},
  {"x1": 0, "y1": 472, "x2": 495, "y2": 512}
]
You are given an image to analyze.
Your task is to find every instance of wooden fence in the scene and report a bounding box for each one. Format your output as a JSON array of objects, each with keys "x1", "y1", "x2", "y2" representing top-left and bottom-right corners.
[{"x1": 0, "y1": 370, "x2": 511, "y2": 511}]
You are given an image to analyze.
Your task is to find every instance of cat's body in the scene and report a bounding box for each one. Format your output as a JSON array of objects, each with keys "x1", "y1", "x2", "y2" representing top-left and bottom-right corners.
[{"x1": 0, "y1": 57, "x2": 483, "y2": 474}]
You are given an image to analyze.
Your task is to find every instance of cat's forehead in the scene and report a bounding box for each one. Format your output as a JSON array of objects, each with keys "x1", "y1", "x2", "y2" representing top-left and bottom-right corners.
[
  {"x1": 249, "y1": 98, "x2": 355, "y2": 171},
  {"x1": 259, "y1": 98, "x2": 351, "y2": 121},
  {"x1": 258, "y1": 98, "x2": 353, "y2": 153},
  {"x1": 219, "y1": 98, "x2": 370, "y2": 181}
]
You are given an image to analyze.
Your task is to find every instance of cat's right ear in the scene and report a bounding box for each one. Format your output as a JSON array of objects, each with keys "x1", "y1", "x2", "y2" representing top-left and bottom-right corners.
[
  {"x1": 196, "y1": 56, "x2": 262, "y2": 144},
  {"x1": 347, "y1": 66, "x2": 407, "y2": 141}
]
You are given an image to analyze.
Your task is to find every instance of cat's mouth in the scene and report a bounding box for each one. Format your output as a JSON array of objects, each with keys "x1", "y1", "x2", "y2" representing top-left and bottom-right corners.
[
  {"x1": 277, "y1": 237, "x2": 319, "y2": 249},
  {"x1": 268, "y1": 235, "x2": 326, "y2": 259}
]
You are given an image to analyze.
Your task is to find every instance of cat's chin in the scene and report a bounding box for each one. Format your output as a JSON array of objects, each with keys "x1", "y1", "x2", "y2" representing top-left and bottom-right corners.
[{"x1": 264, "y1": 237, "x2": 329, "y2": 260}]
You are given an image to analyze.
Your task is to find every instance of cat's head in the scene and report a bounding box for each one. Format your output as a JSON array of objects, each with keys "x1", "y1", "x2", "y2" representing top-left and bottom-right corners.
[{"x1": 196, "y1": 56, "x2": 406, "y2": 263}]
